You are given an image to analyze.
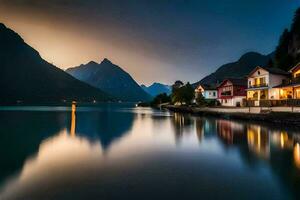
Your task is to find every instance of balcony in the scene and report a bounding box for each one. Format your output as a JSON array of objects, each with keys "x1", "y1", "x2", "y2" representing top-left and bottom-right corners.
[
  {"x1": 248, "y1": 83, "x2": 268, "y2": 89},
  {"x1": 220, "y1": 91, "x2": 232, "y2": 96},
  {"x1": 282, "y1": 76, "x2": 300, "y2": 85}
]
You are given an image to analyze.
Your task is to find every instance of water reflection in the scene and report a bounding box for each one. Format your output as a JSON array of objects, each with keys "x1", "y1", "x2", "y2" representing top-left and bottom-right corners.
[
  {"x1": 1, "y1": 106, "x2": 300, "y2": 199},
  {"x1": 217, "y1": 119, "x2": 246, "y2": 145},
  {"x1": 171, "y1": 113, "x2": 193, "y2": 144},
  {"x1": 247, "y1": 125, "x2": 270, "y2": 159},
  {"x1": 70, "y1": 102, "x2": 76, "y2": 137},
  {"x1": 294, "y1": 143, "x2": 300, "y2": 169},
  {"x1": 0, "y1": 111, "x2": 68, "y2": 185}
]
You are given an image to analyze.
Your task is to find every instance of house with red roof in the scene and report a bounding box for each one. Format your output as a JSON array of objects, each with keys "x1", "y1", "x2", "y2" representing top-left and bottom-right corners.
[{"x1": 217, "y1": 78, "x2": 247, "y2": 107}]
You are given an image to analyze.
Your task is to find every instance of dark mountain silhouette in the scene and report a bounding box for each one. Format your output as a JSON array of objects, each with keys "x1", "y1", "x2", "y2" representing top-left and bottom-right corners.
[
  {"x1": 0, "y1": 111, "x2": 68, "y2": 184},
  {"x1": 0, "y1": 23, "x2": 111, "y2": 105},
  {"x1": 72, "y1": 109, "x2": 134, "y2": 150},
  {"x1": 66, "y1": 59, "x2": 152, "y2": 102},
  {"x1": 141, "y1": 82, "x2": 171, "y2": 97},
  {"x1": 274, "y1": 7, "x2": 300, "y2": 71},
  {"x1": 193, "y1": 52, "x2": 273, "y2": 86}
]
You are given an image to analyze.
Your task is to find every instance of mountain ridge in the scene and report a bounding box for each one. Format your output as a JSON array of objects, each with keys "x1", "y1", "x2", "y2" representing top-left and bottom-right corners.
[
  {"x1": 66, "y1": 59, "x2": 152, "y2": 102},
  {"x1": 0, "y1": 23, "x2": 112, "y2": 104},
  {"x1": 141, "y1": 82, "x2": 171, "y2": 97},
  {"x1": 193, "y1": 51, "x2": 273, "y2": 87}
]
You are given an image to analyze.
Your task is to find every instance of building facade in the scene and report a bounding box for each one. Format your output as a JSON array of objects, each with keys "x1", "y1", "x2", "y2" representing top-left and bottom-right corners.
[
  {"x1": 195, "y1": 84, "x2": 217, "y2": 100},
  {"x1": 246, "y1": 66, "x2": 289, "y2": 106},
  {"x1": 217, "y1": 78, "x2": 247, "y2": 107},
  {"x1": 274, "y1": 63, "x2": 300, "y2": 99}
]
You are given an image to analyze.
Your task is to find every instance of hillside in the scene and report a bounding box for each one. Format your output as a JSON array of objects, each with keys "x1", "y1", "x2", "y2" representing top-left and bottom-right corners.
[
  {"x1": 0, "y1": 23, "x2": 111, "y2": 104},
  {"x1": 66, "y1": 59, "x2": 152, "y2": 102},
  {"x1": 141, "y1": 82, "x2": 171, "y2": 97},
  {"x1": 193, "y1": 52, "x2": 273, "y2": 86}
]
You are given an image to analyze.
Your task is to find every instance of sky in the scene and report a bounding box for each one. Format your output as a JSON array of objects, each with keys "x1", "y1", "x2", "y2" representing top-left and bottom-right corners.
[{"x1": 0, "y1": 0, "x2": 299, "y2": 85}]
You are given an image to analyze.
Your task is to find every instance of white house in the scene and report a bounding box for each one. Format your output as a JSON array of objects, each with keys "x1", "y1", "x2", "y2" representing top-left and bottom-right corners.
[
  {"x1": 246, "y1": 66, "x2": 289, "y2": 106},
  {"x1": 195, "y1": 84, "x2": 217, "y2": 100}
]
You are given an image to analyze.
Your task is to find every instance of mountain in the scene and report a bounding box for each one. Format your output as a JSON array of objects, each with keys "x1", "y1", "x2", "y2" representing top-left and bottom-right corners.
[
  {"x1": 141, "y1": 82, "x2": 171, "y2": 97},
  {"x1": 274, "y1": 7, "x2": 300, "y2": 71},
  {"x1": 0, "y1": 23, "x2": 111, "y2": 105},
  {"x1": 193, "y1": 52, "x2": 273, "y2": 86},
  {"x1": 66, "y1": 59, "x2": 152, "y2": 102}
]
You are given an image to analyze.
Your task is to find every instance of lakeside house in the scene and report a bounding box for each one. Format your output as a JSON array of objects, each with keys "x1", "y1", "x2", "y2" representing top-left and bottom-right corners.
[
  {"x1": 246, "y1": 66, "x2": 289, "y2": 106},
  {"x1": 274, "y1": 63, "x2": 300, "y2": 100},
  {"x1": 193, "y1": 64, "x2": 300, "y2": 108},
  {"x1": 217, "y1": 78, "x2": 247, "y2": 107},
  {"x1": 194, "y1": 84, "x2": 217, "y2": 100}
]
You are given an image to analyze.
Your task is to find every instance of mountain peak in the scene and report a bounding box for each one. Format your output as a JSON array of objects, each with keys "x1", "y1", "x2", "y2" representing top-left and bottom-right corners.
[
  {"x1": 101, "y1": 58, "x2": 112, "y2": 64},
  {"x1": 0, "y1": 22, "x2": 24, "y2": 45},
  {"x1": 0, "y1": 23, "x2": 6, "y2": 29},
  {"x1": 87, "y1": 61, "x2": 98, "y2": 65},
  {"x1": 193, "y1": 51, "x2": 272, "y2": 86},
  {"x1": 239, "y1": 52, "x2": 263, "y2": 61},
  {"x1": 142, "y1": 82, "x2": 171, "y2": 97},
  {"x1": 66, "y1": 59, "x2": 152, "y2": 102}
]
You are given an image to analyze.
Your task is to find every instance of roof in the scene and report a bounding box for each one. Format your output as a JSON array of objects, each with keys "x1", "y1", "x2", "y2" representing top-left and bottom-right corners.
[
  {"x1": 262, "y1": 67, "x2": 290, "y2": 76},
  {"x1": 217, "y1": 78, "x2": 247, "y2": 88},
  {"x1": 289, "y1": 62, "x2": 300, "y2": 73},
  {"x1": 196, "y1": 83, "x2": 217, "y2": 90},
  {"x1": 248, "y1": 66, "x2": 289, "y2": 77}
]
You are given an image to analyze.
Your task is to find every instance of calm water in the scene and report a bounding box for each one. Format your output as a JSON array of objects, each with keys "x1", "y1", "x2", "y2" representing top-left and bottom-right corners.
[{"x1": 0, "y1": 104, "x2": 300, "y2": 200}]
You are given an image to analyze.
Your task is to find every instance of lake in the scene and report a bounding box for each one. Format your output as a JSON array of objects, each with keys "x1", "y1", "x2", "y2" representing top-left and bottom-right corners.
[{"x1": 0, "y1": 103, "x2": 300, "y2": 200}]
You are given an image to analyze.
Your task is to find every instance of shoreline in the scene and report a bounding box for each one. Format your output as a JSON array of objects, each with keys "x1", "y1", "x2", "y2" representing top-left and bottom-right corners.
[{"x1": 164, "y1": 105, "x2": 300, "y2": 126}]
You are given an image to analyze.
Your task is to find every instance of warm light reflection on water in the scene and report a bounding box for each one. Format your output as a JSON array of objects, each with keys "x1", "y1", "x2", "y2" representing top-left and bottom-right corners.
[
  {"x1": 0, "y1": 105, "x2": 300, "y2": 199},
  {"x1": 70, "y1": 103, "x2": 76, "y2": 137}
]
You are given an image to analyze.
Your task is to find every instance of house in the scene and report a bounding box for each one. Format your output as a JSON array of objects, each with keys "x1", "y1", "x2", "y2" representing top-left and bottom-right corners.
[
  {"x1": 217, "y1": 78, "x2": 247, "y2": 107},
  {"x1": 194, "y1": 84, "x2": 217, "y2": 100},
  {"x1": 274, "y1": 63, "x2": 300, "y2": 99},
  {"x1": 246, "y1": 66, "x2": 289, "y2": 106}
]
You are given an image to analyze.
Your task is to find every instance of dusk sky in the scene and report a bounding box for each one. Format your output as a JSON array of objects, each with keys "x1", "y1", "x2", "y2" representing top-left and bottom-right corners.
[{"x1": 0, "y1": 0, "x2": 299, "y2": 85}]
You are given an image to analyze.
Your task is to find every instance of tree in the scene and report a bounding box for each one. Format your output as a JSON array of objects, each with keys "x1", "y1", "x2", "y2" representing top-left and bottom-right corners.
[
  {"x1": 274, "y1": 29, "x2": 293, "y2": 71},
  {"x1": 171, "y1": 82, "x2": 194, "y2": 105},
  {"x1": 171, "y1": 80, "x2": 184, "y2": 104},
  {"x1": 181, "y1": 82, "x2": 195, "y2": 104},
  {"x1": 195, "y1": 91, "x2": 206, "y2": 106},
  {"x1": 291, "y1": 7, "x2": 300, "y2": 35},
  {"x1": 266, "y1": 59, "x2": 274, "y2": 68},
  {"x1": 151, "y1": 93, "x2": 171, "y2": 106},
  {"x1": 274, "y1": 7, "x2": 300, "y2": 71}
]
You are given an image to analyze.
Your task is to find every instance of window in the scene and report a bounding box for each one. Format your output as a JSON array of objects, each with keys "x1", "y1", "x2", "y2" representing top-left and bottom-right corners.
[
  {"x1": 209, "y1": 92, "x2": 211, "y2": 95},
  {"x1": 260, "y1": 77, "x2": 266, "y2": 85},
  {"x1": 255, "y1": 78, "x2": 259, "y2": 85},
  {"x1": 213, "y1": 92, "x2": 216, "y2": 96},
  {"x1": 258, "y1": 70, "x2": 260, "y2": 75},
  {"x1": 248, "y1": 81, "x2": 251, "y2": 86}
]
